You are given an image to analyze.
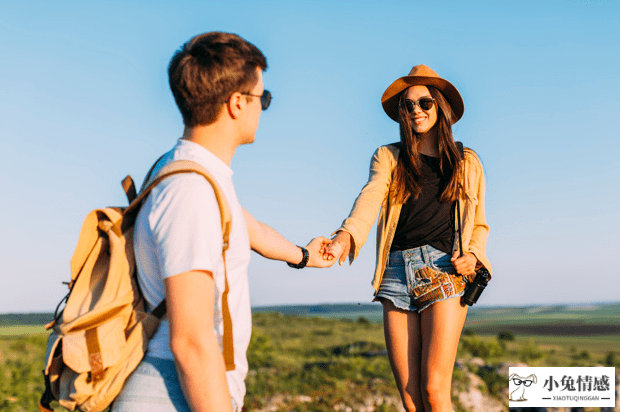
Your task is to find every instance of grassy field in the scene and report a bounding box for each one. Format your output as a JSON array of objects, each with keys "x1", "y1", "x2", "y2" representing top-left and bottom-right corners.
[
  {"x1": 244, "y1": 313, "x2": 400, "y2": 411},
  {"x1": 253, "y1": 301, "x2": 620, "y2": 332},
  {"x1": 0, "y1": 330, "x2": 50, "y2": 411},
  {"x1": 1, "y1": 303, "x2": 619, "y2": 411},
  {"x1": 253, "y1": 303, "x2": 386, "y2": 323},
  {"x1": 0, "y1": 325, "x2": 47, "y2": 336},
  {"x1": 464, "y1": 303, "x2": 620, "y2": 336},
  {"x1": 0, "y1": 316, "x2": 400, "y2": 412}
]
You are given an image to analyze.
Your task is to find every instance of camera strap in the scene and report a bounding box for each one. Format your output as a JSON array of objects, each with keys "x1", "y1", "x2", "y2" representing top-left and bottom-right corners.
[
  {"x1": 456, "y1": 197, "x2": 464, "y2": 258},
  {"x1": 455, "y1": 141, "x2": 465, "y2": 259}
]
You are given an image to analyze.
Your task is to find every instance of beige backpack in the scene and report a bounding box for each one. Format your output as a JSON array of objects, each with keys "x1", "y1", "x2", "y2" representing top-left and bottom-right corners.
[{"x1": 40, "y1": 160, "x2": 235, "y2": 412}]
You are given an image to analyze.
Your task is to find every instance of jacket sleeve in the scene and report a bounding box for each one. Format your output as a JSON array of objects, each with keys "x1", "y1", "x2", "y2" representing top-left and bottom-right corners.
[
  {"x1": 464, "y1": 151, "x2": 491, "y2": 274},
  {"x1": 335, "y1": 145, "x2": 395, "y2": 262}
]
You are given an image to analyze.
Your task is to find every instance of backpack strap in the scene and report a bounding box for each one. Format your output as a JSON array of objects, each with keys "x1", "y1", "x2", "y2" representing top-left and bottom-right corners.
[
  {"x1": 121, "y1": 176, "x2": 138, "y2": 203},
  {"x1": 129, "y1": 159, "x2": 232, "y2": 252},
  {"x1": 125, "y1": 159, "x2": 235, "y2": 371},
  {"x1": 122, "y1": 154, "x2": 166, "y2": 204}
]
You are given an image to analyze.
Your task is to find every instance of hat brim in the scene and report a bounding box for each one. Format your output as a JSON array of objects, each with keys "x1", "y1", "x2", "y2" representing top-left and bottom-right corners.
[{"x1": 381, "y1": 76, "x2": 464, "y2": 124}]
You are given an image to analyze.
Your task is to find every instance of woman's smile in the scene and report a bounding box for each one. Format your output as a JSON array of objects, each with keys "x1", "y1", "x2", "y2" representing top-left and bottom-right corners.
[
  {"x1": 404, "y1": 85, "x2": 437, "y2": 134},
  {"x1": 413, "y1": 115, "x2": 428, "y2": 124}
]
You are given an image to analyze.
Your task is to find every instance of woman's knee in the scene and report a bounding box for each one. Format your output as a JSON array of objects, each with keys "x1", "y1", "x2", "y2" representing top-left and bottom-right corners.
[{"x1": 423, "y1": 379, "x2": 451, "y2": 408}]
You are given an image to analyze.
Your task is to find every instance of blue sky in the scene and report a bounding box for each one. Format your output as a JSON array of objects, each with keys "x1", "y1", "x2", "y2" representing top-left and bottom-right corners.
[{"x1": 1, "y1": 1, "x2": 619, "y2": 313}]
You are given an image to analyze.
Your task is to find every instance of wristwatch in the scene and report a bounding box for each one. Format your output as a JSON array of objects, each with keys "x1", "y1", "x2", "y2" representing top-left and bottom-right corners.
[{"x1": 287, "y1": 246, "x2": 309, "y2": 269}]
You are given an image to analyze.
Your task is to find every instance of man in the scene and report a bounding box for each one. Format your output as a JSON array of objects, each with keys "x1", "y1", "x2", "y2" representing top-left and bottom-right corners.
[{"x1": 112, "y1": 32, "x2": 334, "y2": 412}]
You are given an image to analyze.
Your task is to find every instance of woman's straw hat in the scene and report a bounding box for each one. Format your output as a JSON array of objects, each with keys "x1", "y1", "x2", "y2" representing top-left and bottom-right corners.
[{"x1": 381, "y1": 64, "x2": 464, "y2": 124}]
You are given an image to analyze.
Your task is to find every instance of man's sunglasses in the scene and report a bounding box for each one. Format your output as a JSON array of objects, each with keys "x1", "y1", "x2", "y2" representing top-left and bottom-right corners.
[
  {"x1": 241, "y1": 90, "x2": 272, "y2": 110},
  {"x1": 401, "y1": 97, "x2": 435, "y2": 112}
]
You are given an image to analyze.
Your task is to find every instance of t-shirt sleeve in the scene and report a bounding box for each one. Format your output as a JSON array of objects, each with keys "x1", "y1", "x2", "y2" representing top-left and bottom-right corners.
[{"x1": 147, "y1": 173, "x2": 224, "y2": 280}]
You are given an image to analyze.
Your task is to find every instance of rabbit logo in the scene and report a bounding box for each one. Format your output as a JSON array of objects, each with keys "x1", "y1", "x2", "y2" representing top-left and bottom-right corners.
[{"x1": 509, "y1": 373, "x2": 537, "y2": 401}]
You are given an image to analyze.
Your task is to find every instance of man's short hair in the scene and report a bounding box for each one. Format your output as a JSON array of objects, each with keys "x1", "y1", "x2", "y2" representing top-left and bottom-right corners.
[{"x1": 168, "y1": 32, "x2": 268, "y2": 127}]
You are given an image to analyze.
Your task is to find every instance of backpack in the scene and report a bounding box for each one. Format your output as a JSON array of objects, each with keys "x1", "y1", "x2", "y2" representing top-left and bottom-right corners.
[{"x1": 40, "y1": 159, "x2": 235, "y2": 412}]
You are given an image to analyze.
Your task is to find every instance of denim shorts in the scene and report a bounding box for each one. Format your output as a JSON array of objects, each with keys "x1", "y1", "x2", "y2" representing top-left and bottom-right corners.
[
  {"x1": 374, "y1": 245, "x2": 467, "y2": 313},
  {"x1": 111, "y1": 356, "x2": 241, "y2": 412}
]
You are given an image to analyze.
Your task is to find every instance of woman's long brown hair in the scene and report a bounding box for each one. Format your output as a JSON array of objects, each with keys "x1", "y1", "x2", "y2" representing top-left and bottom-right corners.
[{"x1": 392, "y1": 86, "x2": 463, "y2": 204}]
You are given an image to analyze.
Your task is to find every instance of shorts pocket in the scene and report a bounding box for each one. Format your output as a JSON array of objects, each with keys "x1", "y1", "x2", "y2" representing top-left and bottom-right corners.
[
  {"x1": 445, "y1": 274, "x2": 467, "y2": 296},
  {"x1": 411, "y1": 266, "x2": 443, "y2": 298},
  {"x1": 411, "y1": 267, "x2": 467, "y2": 309},
  {"x1": 430, "y1": 253, "x2": 456, "y2": 273}
]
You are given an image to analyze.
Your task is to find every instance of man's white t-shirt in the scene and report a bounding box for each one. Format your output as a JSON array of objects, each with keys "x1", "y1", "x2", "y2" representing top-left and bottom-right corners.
[{"x1": 133, "y1": 138, "x2": 252, "y2": 408}]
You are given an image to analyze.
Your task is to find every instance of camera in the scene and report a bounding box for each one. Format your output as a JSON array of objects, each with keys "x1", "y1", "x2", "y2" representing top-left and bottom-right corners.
[{"x1": 461, "y1": 268, "x2": 490, "y2": 306}]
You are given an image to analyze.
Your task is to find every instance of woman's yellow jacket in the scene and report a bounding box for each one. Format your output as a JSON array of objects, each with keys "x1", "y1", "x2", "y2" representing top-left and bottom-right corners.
[{"x1": 336, "y1": 143, "x2": 491, "y2": 293}]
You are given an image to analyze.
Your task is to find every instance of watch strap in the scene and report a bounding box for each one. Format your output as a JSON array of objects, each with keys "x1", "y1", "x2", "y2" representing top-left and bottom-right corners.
[{"x1": 287, "y1": 246, "x2": 309, "y2": 269}]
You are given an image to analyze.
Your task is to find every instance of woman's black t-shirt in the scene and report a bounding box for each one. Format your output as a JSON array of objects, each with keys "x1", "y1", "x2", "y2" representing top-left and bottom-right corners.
[{"x1": 390, "y1": 154, "x2": 453, "y2": 254}]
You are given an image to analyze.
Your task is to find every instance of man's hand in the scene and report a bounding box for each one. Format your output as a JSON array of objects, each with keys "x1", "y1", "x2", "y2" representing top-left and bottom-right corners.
[
  {"x1": 324, "y1": 231, "x2": 352, "y2": 266},
  {"x1": 305, "y1": 237, "x2": 336, "y2": 268},
  {"x1": 451, "y1": 251, "x2": 477, "y2": 277}
]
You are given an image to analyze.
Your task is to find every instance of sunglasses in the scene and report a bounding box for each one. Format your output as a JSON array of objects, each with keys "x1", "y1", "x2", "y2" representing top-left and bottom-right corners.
[
  {"x1": 241, "y1": 89, "x2": 272, "y2": 110},
  {"x1": 402, "y1": 97, "x2": 435, "y2": 112}
]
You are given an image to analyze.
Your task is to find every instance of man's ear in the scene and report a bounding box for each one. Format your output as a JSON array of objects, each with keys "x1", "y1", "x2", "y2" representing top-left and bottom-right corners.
[{"x1": 227, "y1": 92, "x2": 244, "y2": 119}]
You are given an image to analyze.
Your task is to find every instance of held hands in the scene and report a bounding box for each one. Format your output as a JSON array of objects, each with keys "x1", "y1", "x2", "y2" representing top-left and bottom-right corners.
[
  {"x1": 451, "y1": 251, "x2": 477, "y2": 277},
  {"x1": 323, "y1": 231, "x2": 352, "y2": 266},
  {"x1": 305, "y1": 237, "x2": 337, "y2": 268},
  {"x1": 301, "y1": 231, "x2": 353, "y2": 268}
]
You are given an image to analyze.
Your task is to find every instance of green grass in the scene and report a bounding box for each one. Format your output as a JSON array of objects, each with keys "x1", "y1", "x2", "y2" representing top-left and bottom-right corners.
[
  {"x1": 2, "y1": 303, "x2": 619, "y2": 411},
  {"x1": 253, "y1": 303, "x2": 385, "y2": 323},
  {"x1": 465, "y1": 303, "x2": 620, "y2": 326},
  {"x1": 252, "y1": 302, "x2": 620, "y2": 332},
  {"x1": 0, "y1": 325, "x2": 47, "y2": 336},
  {"x1": 457, "y1": 332, "x2": 620, "y2": 369},
  {"x1": 0, "y1": 333, "x2": 53, "y2": 412},
  {"x1": 244, "y1": 313, "x2": 401, "y2": 411}
]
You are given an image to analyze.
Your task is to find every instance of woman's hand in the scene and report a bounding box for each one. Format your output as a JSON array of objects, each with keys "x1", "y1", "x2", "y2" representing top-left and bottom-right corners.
[
  {"x1": 324, "y1": 231, "x2": 352, "y2": 265},
  {"x1": 451, "y1": 251, "x2": 477, "y2": 277},
  {"x1": 305, "y1": 237, "x2": 336, "y2": 268}
]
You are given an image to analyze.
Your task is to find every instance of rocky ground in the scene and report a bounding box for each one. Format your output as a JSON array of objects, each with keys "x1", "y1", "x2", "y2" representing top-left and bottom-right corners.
[
  {"x1": 250, "y1": 358, "x2": 618, "y2": 412},
  {"x1": 454, "y1": 358, "x2": 619, "y2": 412}
]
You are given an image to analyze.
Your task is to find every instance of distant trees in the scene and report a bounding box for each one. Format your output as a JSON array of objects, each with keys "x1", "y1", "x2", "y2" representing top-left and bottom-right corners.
[
  {"x1": 497, "y1": 331, "x2": 515, "y2": 341},
  {"x1": 604, "y1": 352, "x2": 617, "y2": 367}
]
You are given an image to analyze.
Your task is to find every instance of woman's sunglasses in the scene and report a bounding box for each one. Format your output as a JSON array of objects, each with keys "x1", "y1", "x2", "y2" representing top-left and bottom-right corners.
[
  {"x1": 402, "y1": 97, "x2": 435, "y2": 112},
  {"x1": 241, "y1": 90, "x2": 272, "y2": 110}
]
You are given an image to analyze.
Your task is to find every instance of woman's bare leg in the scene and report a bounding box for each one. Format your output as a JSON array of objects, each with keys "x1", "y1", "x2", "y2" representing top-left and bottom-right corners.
[
  {"x1": 419, "y1": 297, "x2": 468, "y2": 412},
  {"x1": 381, "y1": 299, "x2": 424, "y2": 412}
]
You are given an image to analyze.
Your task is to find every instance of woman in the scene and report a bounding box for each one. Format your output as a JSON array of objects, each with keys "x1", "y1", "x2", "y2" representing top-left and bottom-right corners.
[{"x1": 326, "y1": 65, "x2": 491, "y2": 412}]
